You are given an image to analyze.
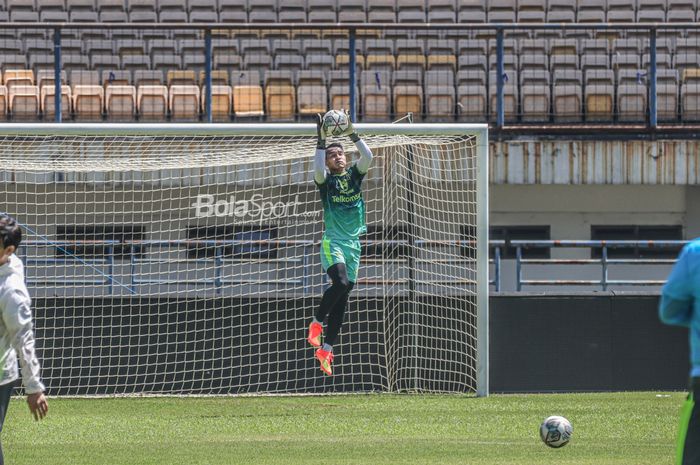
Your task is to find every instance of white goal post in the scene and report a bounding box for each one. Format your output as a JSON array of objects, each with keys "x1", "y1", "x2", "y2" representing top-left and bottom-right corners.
[{"x1": 0, "y1": 123, "x2": 489, "y2": 397}]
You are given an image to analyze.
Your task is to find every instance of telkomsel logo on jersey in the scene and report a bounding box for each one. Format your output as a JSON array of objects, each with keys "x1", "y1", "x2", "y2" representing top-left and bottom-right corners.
[{"x1": 193, "y1": 194, "x2": 304, "y2": 220}]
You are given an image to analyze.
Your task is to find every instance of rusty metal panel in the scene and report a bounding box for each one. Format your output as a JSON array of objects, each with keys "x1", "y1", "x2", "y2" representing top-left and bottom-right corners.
[{"x1": 489, "y1": 140, "x2": 700, "y2": 184}]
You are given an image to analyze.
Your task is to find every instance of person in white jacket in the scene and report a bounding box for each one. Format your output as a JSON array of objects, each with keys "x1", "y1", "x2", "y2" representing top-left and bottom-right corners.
[{"x1": 0, "y1": 213, "x2": 47, "y2": 464}]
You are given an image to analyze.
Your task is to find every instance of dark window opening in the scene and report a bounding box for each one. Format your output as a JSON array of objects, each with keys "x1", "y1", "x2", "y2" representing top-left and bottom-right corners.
[
  {"x1": 590, "y1": 225, "x2": 683, "y2": 258},
  {"x1": 363, "y1": 224, "x2": 412, "y2": 259},
  {"x1": 55, "y1": 225, "x2": 146, "y2": 260}
]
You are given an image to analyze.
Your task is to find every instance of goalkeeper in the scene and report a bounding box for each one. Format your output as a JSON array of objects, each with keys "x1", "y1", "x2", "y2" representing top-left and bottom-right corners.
[
  {"x1": 660, "y1": 240, "x2": 700, "y2": 465},
  {"x1": 0, "y1": 213, "x2": 48, "y2": 464},
  {"x1": 307, "y1": 112, "x2": 373, "y2": 376}
]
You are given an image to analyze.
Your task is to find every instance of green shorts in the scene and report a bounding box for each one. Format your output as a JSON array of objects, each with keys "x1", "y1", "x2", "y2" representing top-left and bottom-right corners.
[{"x1": 320, "y1": 235, "x2": 361, "y2": 283}]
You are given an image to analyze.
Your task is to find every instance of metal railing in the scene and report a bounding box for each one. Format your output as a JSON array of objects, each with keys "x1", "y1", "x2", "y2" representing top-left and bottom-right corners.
[
  {"x1": 19, "y1": 238, "x2": 500, "y2": 295},
  {"x1": 511, "y1": 239, "x2": 684, "y2": 291},
  {"x1": 16, "y1": 238, "x2": 686, "y2": 293}
]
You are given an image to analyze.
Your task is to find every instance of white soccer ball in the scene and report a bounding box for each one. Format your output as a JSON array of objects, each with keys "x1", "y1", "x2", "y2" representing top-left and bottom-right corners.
[
  {"x1": 539, "y1": 415, "x2": 573, "y2": 448},
  {"x1": 322, "y1": 109, "x2": 350, "y2": 137}
]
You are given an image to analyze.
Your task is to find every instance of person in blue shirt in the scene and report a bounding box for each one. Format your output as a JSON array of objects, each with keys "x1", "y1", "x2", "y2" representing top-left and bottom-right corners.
[{"x1": 660, "y1": 240, "x2": 700, "y2": 465}]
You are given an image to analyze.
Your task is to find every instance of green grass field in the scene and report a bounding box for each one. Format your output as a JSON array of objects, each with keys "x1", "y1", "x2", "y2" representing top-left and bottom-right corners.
[{"x1": 2, "y1": 392, "x2": 683, "y2": 465}]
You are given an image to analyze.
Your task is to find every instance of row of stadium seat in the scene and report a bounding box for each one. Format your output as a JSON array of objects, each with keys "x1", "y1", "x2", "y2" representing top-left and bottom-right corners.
[
  {"x1": 3, "y1": 67, "x2": 700, "y2": 122},
  {"x1": 5, "y1": 37, "x2": 700, "y2": 57},
  {"x1": 0, "y1": 0, "x2": 698, "y2": 25}
]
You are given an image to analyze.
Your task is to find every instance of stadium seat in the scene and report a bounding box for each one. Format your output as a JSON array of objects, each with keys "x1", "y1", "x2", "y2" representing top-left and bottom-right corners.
[
  {"x1": 656, "y1": 69, "x2": 679, "y2": 121},
  {"x1": 0, "y1": 40, "x2": 24, "y2": 56},
  {"x1": 547, "y1": 0, "x2": 575, "y2": 22},
  {"x1": 274, "y1": 54, "x2": 304, "y2": 73},
  {"x1": 278, "y1": 0, "x2": 305, "y2": 22},
  {"x1": 72, "y1": 85, "x2": 103, "y2": 120},
  {"x1": 121, "y1": 55, "x2": 151, "y2": 72},
  {"x1": 102, "y1": 70, "x2": 131, "y2": 86},
  {"x1": 550, "y1": 54, "x2": 579, "y2": 71},
  {"x1": 667, "y1": 0, "x2": 696, "y2": 21},
  {"x1": 458, "y1": 39, "x2": 488, "y2": 57},
  {"x1": 304, "y1": 54, "x2": 333, "y2": 72},
  {"x1": 4, "y1": 69, "x2": 34, "y2": 90},
  {"x1": 334, "y1": 39, "x2": 365, "y2": 71},
  {"x1": 218, "y1": 0, "x2": 246, "y2": 22},
  {"x1": 167, "y1": 70, "x2": 196, "y2": 87},
  {"x1": 457, "y1": 0, "x2": 486, "y2": 22},
  {"x1": 617, "y1": 70, "x2": 647, "y2": 122},
  {"x1": 518, "y1": 0, "x2": 546, "y2": 22},
  {"x1": 552, "y1": 69, "x2": 583, "y2": 122},
  {"x1": 426, "y1": 39, "x2": 457, "y2": 72},
  {"x1": 147, "y1": 39, "x2": 177, "y2": 57},
  {"x1": 642, "y1": 53, "x2": 672, "y2": 70},
  {"x1": 637, "y1": 0, "x2": 666, "y2": 22},
  {"x1": 428, "y1": 0, "x2": 456, "y2": 22},
  {"x1": 607, "y1": 0, "x2": 635, "y2": 22},
  {"x1": 487, "y1": 0, "x2": 516, "y2": 23},
  {"x1": 168, "y1": 84, "x2": 199, "y2": 121},
  {"x1": 612, "y1": 53, "x2": 641, "y2": 72},
  {"x1": 40, "y1": 84, "x2": 72, "y2": 119},
  {"x1": 393, "y1": 69, "x2": 423, "y2": 121},
  {"x1": 364, "y1": 39, "x2": 396, "y2": 72},
  {"x1": 90, "y1": 55, "x2": 121, "y2": 74},
  {"x1": 231, "y1": 71, "x2": 264, "y2": 118},
  {"x1": 519, "y1": 39, "x2": 549, "y2": 72},
  {"x1": 397, "y1": 0, "x2": 425, "y2": 22},
  {"x1": 582, "y1": 38, "x2": 610, "y2": 56},
  {"x1": 550, "y1": 38, "x2": 578, "y2": 58},
  {"x1": 681, "y1": 68, "x2": 700, "y2": 121},
  {"x1": 134, "y1": 70, "x2": 163, "y2": 87},
  {"x1": 68, "y1": 0, "x2": 96, "y2": 12},
  {"x1": 425, "y1": 70, "x2": 456, "y2": 121},
  {"x1": 264, "y1": 70, "x2": 295, "y2": 121},
  {"x1": 395, "y1": 39, "x2": 426, "y2": 72},
  {"x1": 202, "y1": 84, "x2": 232, "y2": 121},
  {"x1": 36, "y1": 69, "x2": 67, "y2": 89},
  {"x1": 85, "y1": 39, "x2": 115, "y2": 59},
  {"x1": 520, "y1": 69, "x2": 550, "y2": 122},
  {"x1": 136, "y1": 84, "x2": 167, "y2": 120},
  {"x1": 25, "y1": 39, "x2": 51, "y2": 56},
  {"x1": 361, "y1": 70, "x2": 392, "y2": 121},
  {"x1": 248, "y1": 0, "x2": 277, "y2": 23},
  {"x1": 488, "y1": 69, "x2": 518, "y2": 122},
  {"x1": 581, "y1": 54, "x2": 610, "y2": 72},
  {"x1": 296, "y1": 70, "x2": 327, "y2": 117},
  {"x1": 578, "y1": 0, "x2": 605, "y2": 22},
  {"x1": 328, "y1": 69, "x2": 358, "y2": 111},
  {"x1": 213, "y1": 55, "x2": 243, "y2": 72},
  {"x1": 307, "y1": 0, "x2": 336, "y2": 22},
  {"x1": 8, "y1": 85, "x2": 39, "y2": 120},
  {"x1": 152, "y1": 53, "x2": 181, "y2": 73},
  {"x1": 0, "y1": 84, "x2": 7, "y2": 117},
  {"x1": 456, "y1": 68, "x2": 487, "y2": 121},
  {"x1": 197, "y1": 70, "x2": 229, "y2": 87},
  {"x1": 0, "y1": 55, "x2": 27, "y2": 72},
  {"x1": 584, "y1": 69, "x2": 615, "y2": 122},
  {"x1": 337, "y1": 0, "x2": 366, "y2": 22},
  {"x1": 105, "y1": 84, "x2": 136, "y2": 120}
]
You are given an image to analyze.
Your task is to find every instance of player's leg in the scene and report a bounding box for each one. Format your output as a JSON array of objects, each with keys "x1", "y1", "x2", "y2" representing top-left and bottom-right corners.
[
  {"x1": 679, "y1": 377, "x2": 700, "y2": 465},
  {"x1": 323, "y1": 264, "x2": 355, "y2": 348},
  {"x1": 0, "y1": 382, "x2": 15, "y2": 465},
  {"x1": 308, "y1": 237, "x2": 347, "y2": 347},
  {"x1": 316, "y1": 241, "x2": 360, "y2": 376}
]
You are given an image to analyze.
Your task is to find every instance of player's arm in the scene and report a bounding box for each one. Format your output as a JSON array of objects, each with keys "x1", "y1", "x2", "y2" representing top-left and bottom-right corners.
[
  {"x1": 314, "y1": 113, "x2": 327, "y2": 185},
  {"x1": 343, "y1": 110, "x2": 373, "y2": 175},
  {"x1": 659, "y1": 245, "x2": 694, "y2": 327},
  {"x1": 0, "y1": 289, "x2": 48, "y2": 420}
]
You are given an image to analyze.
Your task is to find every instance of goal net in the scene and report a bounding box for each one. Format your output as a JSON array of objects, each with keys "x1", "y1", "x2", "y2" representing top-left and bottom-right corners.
[{"x1": 0, "y1": 123, "x2": 488, "y2": 397}]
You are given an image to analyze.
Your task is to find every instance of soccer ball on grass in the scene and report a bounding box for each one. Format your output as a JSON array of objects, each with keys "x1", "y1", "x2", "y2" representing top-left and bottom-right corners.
[{"x1": 539, "y1": 415, "x2": 573, "y2": 448}]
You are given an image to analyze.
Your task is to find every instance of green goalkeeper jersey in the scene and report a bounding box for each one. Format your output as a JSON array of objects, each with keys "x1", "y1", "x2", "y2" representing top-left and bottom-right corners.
[{"x1": 316, "y1": 164, "x2": 367, "y2": 240}]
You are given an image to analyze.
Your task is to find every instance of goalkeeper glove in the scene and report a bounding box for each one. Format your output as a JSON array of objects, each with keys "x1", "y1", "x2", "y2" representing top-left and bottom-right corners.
[
  {"x1": 316, "y1": 113, "x2": 326, "y2": 149},
  {"x1": 342, "y1": 109, "x2": 360, "y2": 142}
]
